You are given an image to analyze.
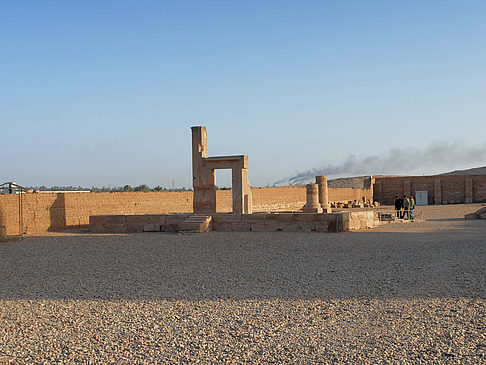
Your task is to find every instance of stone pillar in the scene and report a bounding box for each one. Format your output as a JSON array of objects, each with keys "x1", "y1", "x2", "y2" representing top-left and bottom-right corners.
[
  {"x1": 192, "y1": 126, "x2": 216, "y2": 213},
  {"x1": 303, "y1": 184, "x2": 323, "y2": 213},
  {"x1": 404, "y1": 180, "x2": 411, "y2": 197},
  {"x1": 465, "y1": 178, "x2": 473, "y2": 204},
  {"x1": 374, "y1": 180, "x2": 383, "y2": 204},
  {"x1": 316, "y1": 175, "x2": 331, "y2": 213},
  {"x1": 242, "y1": 168, "x2": 253, "y2": 214},
  {"x1": 232, "y1": 166, "x2": 252, "y2": 214},
  {"x1": 434, "y1": 179, "x2": 442, "y2": 205}
]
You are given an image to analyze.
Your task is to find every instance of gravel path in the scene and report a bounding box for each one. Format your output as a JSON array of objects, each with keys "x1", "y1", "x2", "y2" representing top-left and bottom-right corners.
[{"x1": 1, "y1": 204, "x2": 485, "y2": 363}]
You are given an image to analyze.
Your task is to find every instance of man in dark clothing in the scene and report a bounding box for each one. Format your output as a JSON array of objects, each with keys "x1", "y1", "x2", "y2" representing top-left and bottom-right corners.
[
  {"x1": 403, "y1": 194, "x2": 410, "y2": 219},
  {"x1": 394, "y1": 195, "x2": 402, "y2": 218}
]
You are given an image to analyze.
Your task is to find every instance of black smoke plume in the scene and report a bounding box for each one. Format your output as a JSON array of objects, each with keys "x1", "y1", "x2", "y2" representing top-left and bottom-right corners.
[{"x1": 274, "y1": 141, "x2": 486, "y2": 186}]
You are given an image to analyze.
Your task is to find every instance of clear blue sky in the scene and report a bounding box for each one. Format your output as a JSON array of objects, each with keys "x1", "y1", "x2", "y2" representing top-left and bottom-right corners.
[{"x1": 2, "y1": 1, "x2": 485, "y2": 188}]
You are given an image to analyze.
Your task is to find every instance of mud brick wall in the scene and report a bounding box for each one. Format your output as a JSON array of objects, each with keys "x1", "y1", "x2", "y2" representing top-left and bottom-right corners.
[
  {"x1": 0, "y1": 186, "x2": 372, "y2": 235},
  {"x1": 0, "y1": 191, "x2": 193, "y2": 235},
  {"x1": 374, "y1": 175, "x2": 486, "y2": 205},
  {"x1": 328, "y1": 188, "x2": 373, "y2": 203}
]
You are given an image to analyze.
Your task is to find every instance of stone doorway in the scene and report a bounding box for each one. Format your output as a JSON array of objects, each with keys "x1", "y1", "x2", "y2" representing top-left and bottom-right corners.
[{"x1": 191, "y1": 126, "x2": 252, "y2": 214}]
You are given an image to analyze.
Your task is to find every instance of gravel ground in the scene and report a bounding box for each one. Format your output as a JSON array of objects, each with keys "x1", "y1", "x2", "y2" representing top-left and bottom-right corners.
[{"x1": 1, "y1": 204, "x2": 485, "y2": 363}]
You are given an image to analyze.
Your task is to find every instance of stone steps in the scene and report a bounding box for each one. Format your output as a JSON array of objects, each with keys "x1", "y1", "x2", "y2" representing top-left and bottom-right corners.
[
  {"x1": 177, "y1": 215, "x2": 213, "y2": 233},
  {"x1": 465, "y1": 206, "x2": 486, "y2": 219}
]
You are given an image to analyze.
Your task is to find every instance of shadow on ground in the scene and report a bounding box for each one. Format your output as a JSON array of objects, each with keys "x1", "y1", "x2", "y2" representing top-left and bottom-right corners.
[{"x1": 1, "y1": 220, "x2": 485, "y2": 301}]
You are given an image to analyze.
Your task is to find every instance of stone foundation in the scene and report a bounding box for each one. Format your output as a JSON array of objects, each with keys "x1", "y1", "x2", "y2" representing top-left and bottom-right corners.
[{"x1": 89, "y1": 211, "x2": 378, "y2": 234}]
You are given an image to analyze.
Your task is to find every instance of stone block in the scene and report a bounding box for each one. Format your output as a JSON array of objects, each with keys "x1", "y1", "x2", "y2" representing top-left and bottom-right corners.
[
  {"x1": 251, "y1": 221, "x2": 278, "y2": 232},
  {"x1": 241, "y1": 214, "x2": 268, "y2": 223},
  {"x1": 276, "y1": 222, "x2": 304, "y2": 231},
  {"x1": 302, "y1": 221, "x2": 318, "y2": 231},
  {"x1": 291, "y1": 213, "x2": 319, "y2": 222},
  {"x1": 90, "y1": 223, "x2": 128, "y2": 233},
  {"x1": 127, "y1": 224, "x2": 144, "y2": 233},
  {"x1": 143, "y1": 224, "x2": 161, "y2": 232},
  {"x1": 105, "y1": 215, "x2": 126, "y2": 224},
  {"x1": 266, "y1": 213, "x2": 293, "y2": 222},
  {"x1": 89, "y1": 224, "x2": 109, "y2": 233},
  {"x1": 315, "y1": 213, "x2": 333, "y2": 222},
  {"x1": 166, "y1": 214, "x2": 189, "y2": 223},
  {"x1": 178, "y1": 219, "x2": 211, "y2": 233},
  {"x1": 126, "y1": 215, "x2": 148, "y2": 225},
  {"x1": 89, "y1": 216, "x2": 106, "y2": 226},
  {"x1": 160, "y1": 223, "x2": 178, "y2": 232},
  {"x1": 104, "y1": 224, "x2": 127, "y2": 233},
  {"x1": 287, "y1": 221, "x2": 317, "y2": 231},
  {"x1": 213, "y1": 213, "x2": 242, "y2": 222},
  {"x1": 212, "y1": 222, "x2": 233, "y2": 231},
  {"x1": 316, "y1": 222, "x2": 329, "y2": 232},
  {"x1": 127, "y1": 215, "x2": 166, "y2": 225},
  {"x1": 231, "y1": 222, "x2": 252, "y2": 231}
]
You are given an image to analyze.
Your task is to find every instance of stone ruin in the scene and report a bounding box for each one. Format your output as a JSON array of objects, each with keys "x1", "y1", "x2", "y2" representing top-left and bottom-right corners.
[
  {"x1": 303, "y1": 176, "x2": 331, "y2": 213},
  {"x1": 89, "y1": 126, "x2": 379, "y2": 233},
  {"x1": 192, "y1": 126, "x2": 252, "y2": 214}
]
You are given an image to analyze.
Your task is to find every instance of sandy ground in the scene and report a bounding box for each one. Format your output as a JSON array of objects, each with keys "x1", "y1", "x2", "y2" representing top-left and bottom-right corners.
[{"x1": 0, "y1": 204, "x2": 485, "y2": 363}]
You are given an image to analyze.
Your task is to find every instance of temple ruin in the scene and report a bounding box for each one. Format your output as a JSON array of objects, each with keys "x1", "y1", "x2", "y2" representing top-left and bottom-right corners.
[
  {"x1": 3, "y1": 128, "x2": 485, "y2": 237},
  {"x1": 192, "y1": 126, "x2": 252, "y2": 214},
  {"x1": 88, "y1": 126, "x2": 377, "y2": 233}
]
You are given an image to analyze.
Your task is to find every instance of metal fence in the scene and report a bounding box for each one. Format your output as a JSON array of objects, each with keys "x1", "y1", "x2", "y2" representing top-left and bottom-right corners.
[
  {"x1": 0, "y1": 182, "x2": 27, "y2": 241},
  {"x1": 377, "y1": 208, "x2": 424, "y2": 222}
]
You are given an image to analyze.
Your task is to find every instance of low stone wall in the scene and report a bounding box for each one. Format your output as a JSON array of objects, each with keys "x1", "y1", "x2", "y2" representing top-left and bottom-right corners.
[
  {"x1": 346, "y1": 211, "x2": 379, "y2": 230},
  {"x1": 89, "y1": 211, "x2": 378, "y2": 233},
  {"x1": 0, "y1": 187, "x2": 373, "y2": 235}
]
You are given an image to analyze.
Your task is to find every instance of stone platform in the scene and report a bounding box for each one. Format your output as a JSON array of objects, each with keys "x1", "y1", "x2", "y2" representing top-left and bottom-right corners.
[{"x1": 89, "y1": 211, "x2": 379, "y2": 233}]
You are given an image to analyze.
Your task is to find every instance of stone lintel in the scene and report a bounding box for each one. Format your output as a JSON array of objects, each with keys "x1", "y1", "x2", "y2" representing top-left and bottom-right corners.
[{"x1": 203, "y1": 155, "x2": 248, "y2": 169}]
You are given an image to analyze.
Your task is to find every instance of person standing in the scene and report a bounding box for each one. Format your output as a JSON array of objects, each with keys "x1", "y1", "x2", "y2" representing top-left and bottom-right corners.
[
  {"x1": 394, "y1": 195, "x2": 401, "y2": 218},
  {"x1": 409, "y1": 195, "x2": 415, "y2": 221},
  {"x1": 403, "y1": 195, "x2": 410, "y2": 219}
]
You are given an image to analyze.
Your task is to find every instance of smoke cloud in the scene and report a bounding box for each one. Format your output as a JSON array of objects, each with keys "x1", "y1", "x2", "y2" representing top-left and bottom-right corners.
[{"x1": 275, "y1": 141, "x2": 486, "y2": 186}]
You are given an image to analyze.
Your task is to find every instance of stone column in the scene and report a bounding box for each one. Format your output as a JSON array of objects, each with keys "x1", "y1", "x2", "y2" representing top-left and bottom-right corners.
[
  {"x1": 316, "y1": 175, "x2": 331, "y2": 213},
  {"x1": 303, "y1": 184, "x2": 323, "y2": 213},
  {"x1": 192, "y1": 126, "x2": 216, "y2": 213},
  {"x1": 232, "y1": 167, "x2": 253, "y2": 214},
  {"x1": 242, "y1": 168, "x2": 253, "y2": 214},
  {"x1": 434, "y1": 179, "x2": 442, "y2": 205},
  {"x1": 465, "y1": 177, "x2": 473, "y2": 204}
]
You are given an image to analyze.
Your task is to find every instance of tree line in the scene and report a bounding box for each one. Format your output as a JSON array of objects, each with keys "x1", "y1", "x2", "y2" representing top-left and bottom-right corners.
[{"x1": 30, "y1": 185, "x2": 193, "y2": 193}]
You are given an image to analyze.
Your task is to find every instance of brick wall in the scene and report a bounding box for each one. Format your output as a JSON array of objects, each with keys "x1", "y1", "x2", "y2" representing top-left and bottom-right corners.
[
  {"x1": 329, "y1": 187, "x2": 373, "y2": 203},
  {"x1": 0, "y1": 186, "x2": 372, "y2": 235},
  {"x1": 374, "y1": 175, "x2": 486, "y2": 205}
]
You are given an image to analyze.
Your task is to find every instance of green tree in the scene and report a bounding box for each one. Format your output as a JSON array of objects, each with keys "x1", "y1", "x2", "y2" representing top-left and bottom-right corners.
[{"x1": 135, "y1": 184, "x2": 150, "y2": 192}]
